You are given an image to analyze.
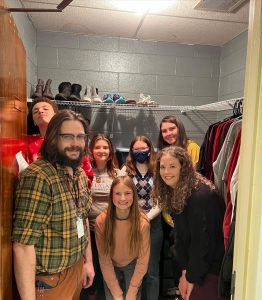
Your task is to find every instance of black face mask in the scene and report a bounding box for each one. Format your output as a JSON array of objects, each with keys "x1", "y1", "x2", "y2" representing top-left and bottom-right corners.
[
  {"x1": 56, "y1": 146, "x2": 84, "y2": 169},
  {"x1": 133, "y1": 150, "x2": 150, "y2": 163}
]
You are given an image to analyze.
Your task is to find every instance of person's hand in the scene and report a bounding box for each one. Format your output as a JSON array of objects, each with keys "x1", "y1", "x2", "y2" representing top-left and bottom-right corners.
[
  {"x1": 162, "y1": 212, "x2": 174, "y2": 227},
  {"x1": 114, "y1": 296, "x2": 124, "y2": 300},
  {"x1": 82, "y1": 260, "x2": 95, "y2": 288},
  {"x1": 178, "y1": 270, "x2": 194, "y2": 300}
]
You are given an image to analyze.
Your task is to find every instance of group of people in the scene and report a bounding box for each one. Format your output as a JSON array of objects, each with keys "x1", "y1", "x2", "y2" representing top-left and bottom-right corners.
[{"x1": 12, "y1": 97, "x2": 228, "y2": 300}]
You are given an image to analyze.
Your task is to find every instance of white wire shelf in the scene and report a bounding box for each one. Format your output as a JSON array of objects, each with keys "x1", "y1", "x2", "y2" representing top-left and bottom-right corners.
[{"x1": 27, "y1": 97, "x2": 242, "y2": 113}]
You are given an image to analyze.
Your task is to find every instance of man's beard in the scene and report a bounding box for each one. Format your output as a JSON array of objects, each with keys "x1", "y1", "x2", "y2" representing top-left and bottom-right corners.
[{"x1": 56, "y1": 146, "x2": 84, "y2": 169}]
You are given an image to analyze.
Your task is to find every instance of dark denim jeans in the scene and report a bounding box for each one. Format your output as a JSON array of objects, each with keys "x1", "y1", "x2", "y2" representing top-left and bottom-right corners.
[
  {"x1": 80, "y1": 230, "x2": 105, "y2": 300},
  {"x1": 104, "y1": 259, "x2": 141, "y2": 300},
  {"x1": 142, "y1": 214, "x2": 163, "y2": 300}
]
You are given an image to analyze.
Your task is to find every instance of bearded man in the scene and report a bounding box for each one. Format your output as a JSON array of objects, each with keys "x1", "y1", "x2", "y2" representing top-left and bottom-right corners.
[{"x1": 12, "y1": 109, "x2": 94, "y2": 300}]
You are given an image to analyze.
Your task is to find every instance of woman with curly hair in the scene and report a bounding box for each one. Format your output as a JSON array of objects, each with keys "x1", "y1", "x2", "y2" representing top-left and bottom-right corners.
[
  {"x1": 123, "y1": 135, "x2": 162, "y2": 300},
  {"x1": 152, "y1": 146, "x2": 227, "y2": 300},
  {"x1": 95, "y1": 176, "x2": 150, "y2": 300}
]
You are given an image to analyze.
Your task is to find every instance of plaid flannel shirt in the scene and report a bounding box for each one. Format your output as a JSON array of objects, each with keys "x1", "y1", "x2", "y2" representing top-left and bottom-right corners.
[{"x1": 12, "y1": 158, "x2": 92, "y2": 274}]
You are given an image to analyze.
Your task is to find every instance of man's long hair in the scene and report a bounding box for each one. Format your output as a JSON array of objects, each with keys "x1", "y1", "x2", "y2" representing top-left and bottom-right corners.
[{"x1": 40, "y1": 109, "x2": 89, "y2": 166}]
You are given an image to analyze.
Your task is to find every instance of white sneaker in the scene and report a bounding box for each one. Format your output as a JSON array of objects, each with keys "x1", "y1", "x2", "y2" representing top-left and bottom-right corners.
[
  {"x1": 82, "y1": 85, "x2": 92, "y2": 102},
  {"x1": 90, "y1": 85, "x2": 102, "y2": 103},
  {"x1": 137, "y1": 93, "x2": 148, "y2": 106},
  {"x1": 146, "y1": 95, "x2": 157, "y2": 106}
]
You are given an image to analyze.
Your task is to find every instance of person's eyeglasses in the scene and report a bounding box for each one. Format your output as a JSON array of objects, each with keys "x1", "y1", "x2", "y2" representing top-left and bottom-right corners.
[
  {"x1": 132, "y1": 147, "x2": 149, "y2": 153},
  {"x1": 59, "y1": 134, "x2": 88, "y2": 142}
]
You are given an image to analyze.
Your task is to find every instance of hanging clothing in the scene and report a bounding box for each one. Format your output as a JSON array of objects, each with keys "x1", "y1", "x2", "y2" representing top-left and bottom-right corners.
[
  {"x1": 223, "y1": 129, "x2": 241, "y2": 248},
  {"x1": 213, "y1": 120, "x2": 242, "y2": 198}
]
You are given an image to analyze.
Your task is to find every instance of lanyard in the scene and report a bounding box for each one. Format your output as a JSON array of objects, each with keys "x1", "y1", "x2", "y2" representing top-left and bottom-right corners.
[{"x1": 64, "y1": 175, "x2": 81, "y2": 213}]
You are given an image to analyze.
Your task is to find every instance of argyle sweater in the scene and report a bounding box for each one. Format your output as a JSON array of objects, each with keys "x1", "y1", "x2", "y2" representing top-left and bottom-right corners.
[{"x1": 133, "y1": 171, "x2": 153, "y2": 213}]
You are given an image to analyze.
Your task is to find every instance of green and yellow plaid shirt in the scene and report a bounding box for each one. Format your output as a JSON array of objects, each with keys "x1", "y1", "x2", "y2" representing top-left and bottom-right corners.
[{"x1": 12, "y1": 158, "x2": 92, "y2": 274}]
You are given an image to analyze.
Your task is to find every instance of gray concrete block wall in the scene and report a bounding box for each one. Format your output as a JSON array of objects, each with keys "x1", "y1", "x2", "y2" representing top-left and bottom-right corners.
[
  {"x1": 7, "y1": 0, "x2": 37, "y2": 97},
  {"x1": 36, "y1": 31, "x2": 222, "y2": 147},
  {"x1": 219, "y1": 31, "x2": 247, "y2": 100},
  {"x1": 6, "y1": 20, "x2": 247, "y2": 148},
  {"x1": 37, "y1": 31, "x2": 221, "y2": 104}
]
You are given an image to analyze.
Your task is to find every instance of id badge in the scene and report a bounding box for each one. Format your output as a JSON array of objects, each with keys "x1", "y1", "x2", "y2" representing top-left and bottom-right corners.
[{"x1": 76, "y1": 217, "x2": 84, "y2": 238}]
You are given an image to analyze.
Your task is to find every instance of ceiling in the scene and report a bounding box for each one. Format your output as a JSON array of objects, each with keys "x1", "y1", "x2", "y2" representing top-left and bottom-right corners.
[{"x1": 18, "y1": 0, "x2": 250, "y2": 46}]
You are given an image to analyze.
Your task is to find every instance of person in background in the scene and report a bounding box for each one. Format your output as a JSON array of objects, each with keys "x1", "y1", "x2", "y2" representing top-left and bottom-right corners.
[
  {"x1": 82, "y1": 134, "x2": 122, "y2": 300},
  {"x1": 123, "y1": 135, "x2": 162, "y2": 300},
  {"x1": 158, "y1": 115, "x2": 200, "y2": 226},
  {"x1": 16, "y1": 97, "x2": 94, "y2": 187},
  {"x1": 95, "y1": 176, "x2": 150, "y2": 300},
  {"x1": 16, "y1": 97, "x2": 58, "y2": 169},
  {"x1": 158, "y1": 115, "x2": 200, "y2": 167},
  {"x1": 12, "y1": 110, "x2": 95, "y2": 300},
  {"x1": 158, "y1": 115, "x2": 201, "y2": 297},
  {"x1": 152, "y1": 146, "x2": 226, "y2": 300}
]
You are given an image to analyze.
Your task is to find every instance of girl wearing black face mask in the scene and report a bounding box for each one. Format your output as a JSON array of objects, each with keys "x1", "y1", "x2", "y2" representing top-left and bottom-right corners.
[{"x1": 121, "y1": 136, "x2": 163, "y2": 300}]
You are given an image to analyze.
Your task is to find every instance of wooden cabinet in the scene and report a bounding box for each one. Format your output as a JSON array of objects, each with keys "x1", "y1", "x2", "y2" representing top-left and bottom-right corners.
[{"x1": 0, "y1": 1, "x2": 27, "y2": 299}]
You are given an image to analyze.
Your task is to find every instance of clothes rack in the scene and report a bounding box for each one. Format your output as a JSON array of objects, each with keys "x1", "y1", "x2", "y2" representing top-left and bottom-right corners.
[{"x1": 27, "y1": 97, "x2": 243, "y2": 149}]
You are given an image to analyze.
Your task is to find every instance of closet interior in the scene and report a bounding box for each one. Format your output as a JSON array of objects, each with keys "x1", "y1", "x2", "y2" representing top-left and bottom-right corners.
[{"x1": 1, "y1": 0, "x2": 254, "y2": 298}]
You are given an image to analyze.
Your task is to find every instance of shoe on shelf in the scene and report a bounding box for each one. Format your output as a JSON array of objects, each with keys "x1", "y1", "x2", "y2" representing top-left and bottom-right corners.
[
  {"x1": 32, "y1": 79, "x2": 44, "y2": 99},
  {"x1": 55, "y1": 82, "x2": 72, "y2": 100},
  {"x1": 126, "y1": 99, "x2": 137, "y2": 105},
  {"x1": 103, "y1": 94, "x2": 114, "y2": 103},
  {"x1": 68, "y1": 83, "x2": 82, "y2": 101},
  {"x1": 91, "y1": 85, "x2": 102, "y2": 103},
  {"x1": 82, "y1": 85, "x2": 92, "y2": 102},
  {"x1": 115, "y1": 96, "x2": 126, "y2": 104},
  {"x1": 113, "y1": 94, "x2": 120, "y2": 102},
  {"x1": 137, "y1": 93, "x2": 148, "y2": 106},
  {"x1": 43, "y1": 79, "x2": 54, "y2": 100},
  {"x1": 146, "y1": 95, "x2": 158, "y2": 106}
]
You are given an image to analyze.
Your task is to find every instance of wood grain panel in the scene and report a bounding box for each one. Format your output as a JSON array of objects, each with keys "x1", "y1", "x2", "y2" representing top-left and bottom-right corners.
[{"x1": 0, "y1": 0, "x2": 27, "y2": 299}]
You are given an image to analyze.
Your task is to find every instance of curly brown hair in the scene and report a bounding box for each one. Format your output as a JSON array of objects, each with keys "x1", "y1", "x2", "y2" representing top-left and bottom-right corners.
[{"x1": 152, "y1": 146, "x2": 214, "y2": 213}]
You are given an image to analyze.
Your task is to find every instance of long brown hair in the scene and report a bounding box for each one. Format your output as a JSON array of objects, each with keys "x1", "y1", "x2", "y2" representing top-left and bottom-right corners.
[
  {"x1": 104, "y1": 176, "x2": 146, "y2": 256},
  {"x1": 152, "y1": 146, "x2": 214, "y2": 213},
  {"x1": 40, "y1": 110, "x2": 89, "y2": 165},
  {"x1": 125, "y1": 135, "x2": 156, "y2": 176},
  {"x1": 89, "y1": 134, "x2": 119, "y2": 178},
  {"x1": 157, "y1": 115, "x2": 188, "y2": 150}
]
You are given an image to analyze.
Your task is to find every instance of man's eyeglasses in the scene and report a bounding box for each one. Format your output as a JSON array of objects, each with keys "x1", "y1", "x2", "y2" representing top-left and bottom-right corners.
[{"x1": 59, "y1": 134, "x2": 88, "y2": 142}]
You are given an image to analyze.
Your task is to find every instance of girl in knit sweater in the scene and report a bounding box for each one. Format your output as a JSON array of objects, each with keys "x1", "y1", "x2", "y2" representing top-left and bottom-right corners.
[{"x1": 95, "y1": 176, "x2": 150, "y2": 300}]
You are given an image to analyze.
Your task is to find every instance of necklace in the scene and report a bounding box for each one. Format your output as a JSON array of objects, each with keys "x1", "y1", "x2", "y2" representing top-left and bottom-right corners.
[
  {"x1": 136, "y1": 163, "x2": 148, "y2": 178},
  {"x1": 95, "y1": 167, "x2": 107, "y2": 183}
]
